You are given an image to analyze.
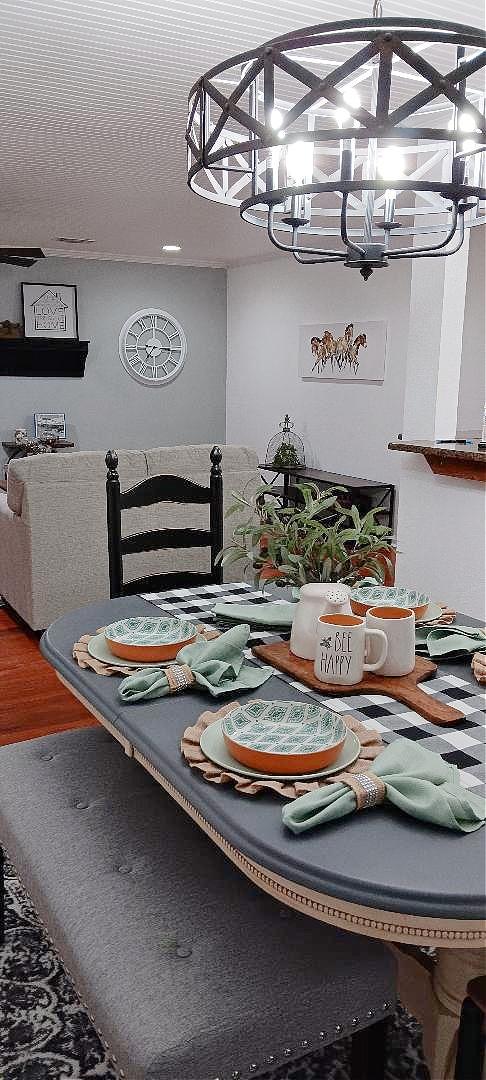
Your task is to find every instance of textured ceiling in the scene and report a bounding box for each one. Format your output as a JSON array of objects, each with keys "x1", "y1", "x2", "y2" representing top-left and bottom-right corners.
[{"x1": 1, "y1": 0, "x2": 484, "y2": 267}]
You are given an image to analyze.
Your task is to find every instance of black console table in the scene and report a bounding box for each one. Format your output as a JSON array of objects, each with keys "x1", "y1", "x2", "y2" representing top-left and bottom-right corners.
[{"x1": 259, "y1": 464, "x2": 396, "y2": 531}]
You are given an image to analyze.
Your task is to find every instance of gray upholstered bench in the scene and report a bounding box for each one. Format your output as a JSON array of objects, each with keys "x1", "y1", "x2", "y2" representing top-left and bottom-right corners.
[{"x1": 0, "y1": 728, "x2": 397, "y2": 1080}]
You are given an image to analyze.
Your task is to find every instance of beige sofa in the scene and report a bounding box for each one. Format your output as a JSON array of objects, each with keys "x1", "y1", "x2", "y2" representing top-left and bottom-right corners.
[{"x1": 0, "y1": 444, "x2": 260, "y2": 630}]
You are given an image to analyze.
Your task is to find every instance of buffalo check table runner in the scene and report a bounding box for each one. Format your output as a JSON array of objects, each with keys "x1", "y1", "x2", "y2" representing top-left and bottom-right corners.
[{"x1": 142, "y1": 582, "x2": 486, "y2": 797}]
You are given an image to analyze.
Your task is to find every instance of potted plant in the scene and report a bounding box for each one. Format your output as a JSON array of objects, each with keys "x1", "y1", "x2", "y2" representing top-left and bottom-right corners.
[{"x1": 217, "y1": 481, "x2": 395, "y2": 589}]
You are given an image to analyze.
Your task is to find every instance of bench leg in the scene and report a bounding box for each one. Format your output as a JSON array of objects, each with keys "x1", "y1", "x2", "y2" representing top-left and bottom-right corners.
[
  {"x1": 350, "y1": 1018, "x2": 388, "y2": 1080},
  {"x1": 0, "y1": 844, "x2": 4, "y2": 946}
]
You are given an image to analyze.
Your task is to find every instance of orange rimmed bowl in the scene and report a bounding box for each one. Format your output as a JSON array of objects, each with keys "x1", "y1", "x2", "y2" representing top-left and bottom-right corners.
[
  {"x1": 104, "y1": 616, "x2": 198, "y2": 662},
  {"x1": 222, "y1": 699, "x2": 347, "y2": 776},
  {"x1": 350, "y1": 585, "x2": 430, "y2": 620}
]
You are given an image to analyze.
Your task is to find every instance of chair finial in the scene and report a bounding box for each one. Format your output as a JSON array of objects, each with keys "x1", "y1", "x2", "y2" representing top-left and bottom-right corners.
[
  {"x1": 105, "y1": 450, "x2": 119, "y2": 479},
  {"x1": 210, "y1": 445, "x2": 222, "y2": 474}
]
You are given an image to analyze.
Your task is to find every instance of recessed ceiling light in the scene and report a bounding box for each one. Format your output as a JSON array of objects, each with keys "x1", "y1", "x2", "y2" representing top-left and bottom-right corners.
[
  {"x1": 55, "y1": 236, "x2": 95, "y2": 244},
  {"x1": 162, "y1": 244, "x2": 181, "y2": 252}
]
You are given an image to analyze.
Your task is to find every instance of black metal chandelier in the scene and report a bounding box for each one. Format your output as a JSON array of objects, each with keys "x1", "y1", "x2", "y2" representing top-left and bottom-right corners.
[{"x1": 186, "y1": 11, "x2": 486, "y2": 278}]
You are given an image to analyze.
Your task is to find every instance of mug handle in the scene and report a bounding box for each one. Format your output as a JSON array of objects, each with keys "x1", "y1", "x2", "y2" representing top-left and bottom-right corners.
[{"x1": 363, "y1": 628, "x2": 388, "y2": 672}]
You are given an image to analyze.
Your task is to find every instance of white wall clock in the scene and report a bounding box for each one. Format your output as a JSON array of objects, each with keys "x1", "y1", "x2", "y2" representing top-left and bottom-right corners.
[{"x1": 119, "y1": 308, "x2": 187, "y2": 386}]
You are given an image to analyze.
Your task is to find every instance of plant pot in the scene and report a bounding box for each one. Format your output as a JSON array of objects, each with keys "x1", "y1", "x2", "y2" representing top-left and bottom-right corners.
[{"x1": 354, "y1": 546, "x2": 396, "y2": 586}]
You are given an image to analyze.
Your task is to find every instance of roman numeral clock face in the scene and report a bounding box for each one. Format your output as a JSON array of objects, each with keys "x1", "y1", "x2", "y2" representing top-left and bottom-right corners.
[{"x1": 119, "y1": 309, "x2": 187, "y2": 386}]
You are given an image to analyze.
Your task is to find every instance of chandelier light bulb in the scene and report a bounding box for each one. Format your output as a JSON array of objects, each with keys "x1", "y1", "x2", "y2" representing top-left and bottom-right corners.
[
  {"x1": 286, "y1": 141, "x2": 314, "y2": 187},
  {"x1": 449, "y1": 112, "x2": 478, "y2": 134},
  {"x1": 270, "y1": 107, "x2": 283, "y2": 130},
  {"x1": 458, "y1": 112, "x2": 477, "y2": 133},
  {"x1": 335, "y1": 86, "x2": 361, "y2": 127},
  {"x1": 342, "y1": 86, "x2": 361, "y2": 110},
  {"x1": 378, "y1": 146, "x2": 406, "y2": 180}
]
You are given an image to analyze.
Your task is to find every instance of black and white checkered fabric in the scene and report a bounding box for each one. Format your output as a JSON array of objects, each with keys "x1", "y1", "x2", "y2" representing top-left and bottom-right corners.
[{"x1": 142, "y1": 582, "x2": 486, "y2": 797}]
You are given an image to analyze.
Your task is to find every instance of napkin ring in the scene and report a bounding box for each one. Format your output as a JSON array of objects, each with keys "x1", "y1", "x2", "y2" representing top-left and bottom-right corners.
[
  {"x1": 166, "y1": 664, "x2": 195, "y2": 694},
  {"x1": 344, "y1": 772, "x2": 386, "y2": 811}
]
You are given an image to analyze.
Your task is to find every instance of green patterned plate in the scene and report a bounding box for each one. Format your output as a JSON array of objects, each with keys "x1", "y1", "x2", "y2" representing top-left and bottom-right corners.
[
  {"x1": 201, "y1": 720, "x2": 360, "y2": 782},
  {"x1": 222, "y1": 699, "x2": 347, "y2": 775},
  {"x1": 104, "y1": 616, "x2": 198, "y2": 661}
]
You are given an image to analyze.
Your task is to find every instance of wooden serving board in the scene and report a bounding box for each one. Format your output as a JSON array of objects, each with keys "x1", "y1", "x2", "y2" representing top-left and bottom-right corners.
[{"x1": 251, "y1": 641, "x2": 464, "y2": 725}]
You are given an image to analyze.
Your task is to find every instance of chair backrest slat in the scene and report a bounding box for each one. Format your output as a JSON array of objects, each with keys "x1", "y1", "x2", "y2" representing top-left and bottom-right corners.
[
  {"x1": 105, "y1": 446, "x2": 223, "y2": 598},
  {"x1": 121, "y1": 527, "x2": 211, "y2": 556},
  {"x1": 120, "y1": 474, "x2": 210, "y2": 510},
  {"x1": 121, "y1": 571, "x2": 217, "y2": 595}
]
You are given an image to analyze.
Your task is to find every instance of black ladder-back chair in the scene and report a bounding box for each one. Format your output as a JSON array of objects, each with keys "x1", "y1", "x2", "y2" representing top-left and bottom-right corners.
[{"x1": 105, "y1": 445, "x2": 224, "y2": 598}]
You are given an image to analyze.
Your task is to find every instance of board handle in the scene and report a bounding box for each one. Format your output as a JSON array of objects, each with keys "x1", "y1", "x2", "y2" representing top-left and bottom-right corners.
[{"x1": 390, "y1": 685, "x2": 464, "y2": 725}]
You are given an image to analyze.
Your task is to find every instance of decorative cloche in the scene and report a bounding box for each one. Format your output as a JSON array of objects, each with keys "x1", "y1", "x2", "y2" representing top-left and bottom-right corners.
[{"x1": 265, "y1": 415, "x2": 305, "y2": 469}]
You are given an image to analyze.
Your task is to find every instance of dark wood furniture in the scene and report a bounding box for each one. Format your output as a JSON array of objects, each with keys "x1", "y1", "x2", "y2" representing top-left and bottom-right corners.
[
  {"x1": 0, "y1": 338, "x2": 88, "y2": 377},
  {"x1": 105, "y1": 445, "x2": 224, "y2": 597},
  {"x1": 2, "y1": 439, "x2": 75, "y2": 463},
  {"x1": 454, "y1": 977, "x2": 486, "y2": 1080},
  {"x1": 388, "y1": 439, "x2": 486, "y2": 483},
  {"x1": 259, "y1": 463, "x2": 396, "y2": 530}
]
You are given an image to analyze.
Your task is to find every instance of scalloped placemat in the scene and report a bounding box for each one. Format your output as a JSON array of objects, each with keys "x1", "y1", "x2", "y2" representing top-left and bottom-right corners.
[
  {"x1": 181, "y1": 701, "x2": 383, "y2": 799},
  {"x1": 73, "y1": 625, "x2": 219, "y2": 676}
]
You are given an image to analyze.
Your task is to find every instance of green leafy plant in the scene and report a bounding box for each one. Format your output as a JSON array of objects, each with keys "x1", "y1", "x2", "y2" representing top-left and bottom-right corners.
[
  {"x1": 271, "y1": 443, "x2": 300, "y2": 469},
  {"x1": 217, "y1": 481, "x2": 394, "y2": 588}
]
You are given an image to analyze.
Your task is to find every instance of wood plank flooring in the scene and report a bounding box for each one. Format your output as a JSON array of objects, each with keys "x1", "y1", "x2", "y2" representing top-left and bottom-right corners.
[{"x1": 0, "y1": 607, "x2": 96, "y2": 745}]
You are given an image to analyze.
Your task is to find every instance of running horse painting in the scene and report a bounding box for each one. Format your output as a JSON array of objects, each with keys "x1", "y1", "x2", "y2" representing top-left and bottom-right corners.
[
  {"x1": 300, "y1": 320, "x2": 386, "y2": 383},
  {"x1": 310, "y1": 323, "x2": 367, "y2": 375}
]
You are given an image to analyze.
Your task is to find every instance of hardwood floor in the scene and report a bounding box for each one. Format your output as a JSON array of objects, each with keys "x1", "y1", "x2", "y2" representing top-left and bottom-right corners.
[{"x1": 0, "y1": 606, "x2": 96, "y2": 745}]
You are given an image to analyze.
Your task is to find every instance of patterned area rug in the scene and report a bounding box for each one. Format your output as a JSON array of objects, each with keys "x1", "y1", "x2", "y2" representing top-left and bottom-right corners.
[{"x1": 1, "y1": 857, "x2": 430, "y2": 1080}]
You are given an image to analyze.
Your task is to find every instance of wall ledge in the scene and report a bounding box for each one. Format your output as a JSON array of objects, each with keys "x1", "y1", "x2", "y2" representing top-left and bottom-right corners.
[{"x1": 388, "y1": 440, "x2": 486, "y2": 483}]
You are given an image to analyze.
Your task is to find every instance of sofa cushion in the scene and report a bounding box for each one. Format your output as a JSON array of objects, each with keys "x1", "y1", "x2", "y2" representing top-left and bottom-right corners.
[
  {"x1": 0, "y1": 490, "x2": 12, "y2": 519},
  {"x1": 7, "y1": 449, "x2": 147, "y2": 518},
  {"x1": 144, "y1": 443, "x2": 258, "y2": 476}
]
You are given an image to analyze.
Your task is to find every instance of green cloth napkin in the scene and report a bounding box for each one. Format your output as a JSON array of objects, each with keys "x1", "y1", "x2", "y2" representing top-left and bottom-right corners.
[
  {"x1": 415, "y1": 623, "x2": 486, "y2": 659},
  {"x1": 283, "y1": 739, "x2": 486, "y2": 835},
  {"x1": 212, "y1": 601, "x2": 296, "y2": 627},
  {"x1": 118, "y1": 623, "x2": 273, "y2": 703}
]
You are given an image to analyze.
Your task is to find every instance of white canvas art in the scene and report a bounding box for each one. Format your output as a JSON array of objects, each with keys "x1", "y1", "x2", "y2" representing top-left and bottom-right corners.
[
  {"x1": 22, "y1": 283, "x2": 78, "y2": 339},
  {"x1": 299, "y1": 320, "x2": 387, "y2": 382}
]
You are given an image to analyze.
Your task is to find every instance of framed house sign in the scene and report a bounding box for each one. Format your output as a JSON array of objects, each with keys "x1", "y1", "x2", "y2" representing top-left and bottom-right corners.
[{"x1": 21, "y1": 283, "x2": 79, "y2": 340}]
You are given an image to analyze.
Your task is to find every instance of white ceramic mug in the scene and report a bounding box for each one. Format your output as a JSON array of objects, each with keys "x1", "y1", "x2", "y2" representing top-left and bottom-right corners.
[
  {"x1": 290, "y1": 583, "x2": 352, "y2": 660},
  {"x1": 314, "y1": 613, "x2": 388, "y2": 686},
  {"x1": 366, "y1": 606, "x2": 415, "y2": 676}
]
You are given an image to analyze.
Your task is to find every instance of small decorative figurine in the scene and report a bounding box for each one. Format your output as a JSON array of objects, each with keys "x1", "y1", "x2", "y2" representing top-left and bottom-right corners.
[{"x1": 0, "y1": 320, "x2": 22, "y2": 339}]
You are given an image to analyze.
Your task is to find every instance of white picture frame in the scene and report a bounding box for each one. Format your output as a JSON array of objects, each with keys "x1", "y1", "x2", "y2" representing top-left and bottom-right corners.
[
  {"x1": 34, "y1": 412, "x2": 66, "y2": 440},
  {"x1": 22, "y1": 282, "x2": 79, "y2": 340},
  {"x1": 299, "y1": 320, "x2": 387, "y2": 383}
]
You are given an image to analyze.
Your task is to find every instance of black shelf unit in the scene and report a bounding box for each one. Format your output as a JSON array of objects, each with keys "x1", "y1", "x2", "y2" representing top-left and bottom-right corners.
[{"x1": 0, "y1": 338, "x2": 89, "y2": 377}]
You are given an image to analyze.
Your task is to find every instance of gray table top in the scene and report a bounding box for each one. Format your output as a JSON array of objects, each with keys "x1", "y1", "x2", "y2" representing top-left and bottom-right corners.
[{"x1": 41, "y1": 596, "x2": 486, "y2": 923}]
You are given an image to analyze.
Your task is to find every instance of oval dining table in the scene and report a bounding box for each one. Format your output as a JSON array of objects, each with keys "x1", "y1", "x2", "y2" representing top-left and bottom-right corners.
[{"x1": 41, "y1": 594, "x2": 486, "y2": 1080}]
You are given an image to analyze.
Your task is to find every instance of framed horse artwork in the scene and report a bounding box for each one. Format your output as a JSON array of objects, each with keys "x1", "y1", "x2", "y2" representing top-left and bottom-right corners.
[{"x1": 299, "y1": 320, "x2": 387, "y2": 382}]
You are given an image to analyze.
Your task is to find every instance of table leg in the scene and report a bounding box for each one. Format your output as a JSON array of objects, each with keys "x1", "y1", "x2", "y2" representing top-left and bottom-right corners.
[
  {"x1": 283, "y1": 471, "x2": 290, "y2": 507},
  {"x1": 393, "y1": 945, "x2": 486, "y2": 1079}
]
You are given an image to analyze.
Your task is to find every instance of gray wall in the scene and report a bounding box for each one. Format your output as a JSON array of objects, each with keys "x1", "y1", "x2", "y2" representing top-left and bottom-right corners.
[{"x1": 0, "y1": 257, "x2": 227, "y2": 458}]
